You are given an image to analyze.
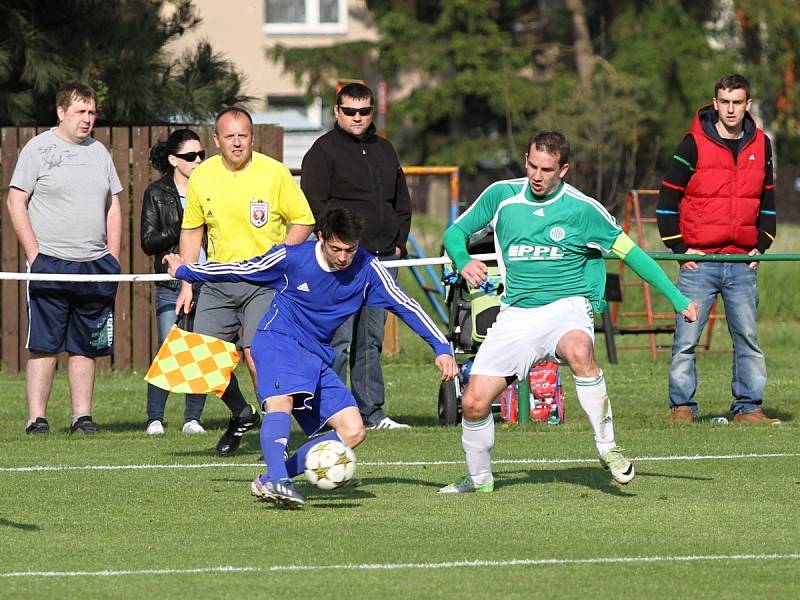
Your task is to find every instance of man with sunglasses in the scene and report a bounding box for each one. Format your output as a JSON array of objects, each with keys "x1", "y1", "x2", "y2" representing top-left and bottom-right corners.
[
  {"x1": 301, "y1": 83, "x2": 413, "y2": 430},
  {"x1": 178, "y1": 106, "x2": 315, "y2": 455}
]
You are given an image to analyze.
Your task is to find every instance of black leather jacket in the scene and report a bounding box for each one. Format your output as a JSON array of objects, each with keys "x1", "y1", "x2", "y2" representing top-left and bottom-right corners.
[{"x1": 140, "y1": 175, "x2": 183, "y2": 289}]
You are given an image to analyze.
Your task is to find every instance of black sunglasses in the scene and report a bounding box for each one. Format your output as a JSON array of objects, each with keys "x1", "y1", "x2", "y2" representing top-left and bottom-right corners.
[
  {"x1": 173, "y1": 150, "x2": 206, "y2": 161},
  {"x1": 338, "y1": 106, "x2": 374, "y2": 117}
]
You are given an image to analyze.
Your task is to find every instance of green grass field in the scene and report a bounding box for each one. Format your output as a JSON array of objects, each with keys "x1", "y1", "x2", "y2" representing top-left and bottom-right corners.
[
  {"x1": 1, "y1": 317, "x2": 798, "y2": 599},
  {"x1": 2, "y1": 221, "x2": 799, "y2": 599}
]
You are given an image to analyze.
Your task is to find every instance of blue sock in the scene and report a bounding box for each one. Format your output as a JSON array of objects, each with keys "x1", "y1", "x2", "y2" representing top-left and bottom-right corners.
[
  {"x1": 285, "y1": 431, "x2": 343, "y2": 478},
  {"x1": 259, "y1": 412, "x2": 291, "y2": 483}
]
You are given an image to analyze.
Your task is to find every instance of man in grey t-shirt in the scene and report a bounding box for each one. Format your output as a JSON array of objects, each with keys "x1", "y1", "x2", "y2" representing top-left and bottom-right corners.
[{"x1": 6, "y1": 81, "x2": 123, "y2": 435}]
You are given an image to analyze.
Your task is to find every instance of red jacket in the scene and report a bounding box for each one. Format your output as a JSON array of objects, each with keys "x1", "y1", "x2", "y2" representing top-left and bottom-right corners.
[{"x1": 680, "y1": 105, "x2": 765, "y2": 254}]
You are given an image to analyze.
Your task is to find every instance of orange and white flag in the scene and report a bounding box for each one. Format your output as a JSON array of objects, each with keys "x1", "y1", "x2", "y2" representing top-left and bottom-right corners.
[{"x1": 144, "y1": 326, "x2": 240, "y2": 397}]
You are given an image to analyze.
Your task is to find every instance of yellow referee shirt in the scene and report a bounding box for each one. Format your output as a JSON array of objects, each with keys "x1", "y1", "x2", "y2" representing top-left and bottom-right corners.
[{"x1": 183, "y1": 152, "x2": 314, "y2": 262}]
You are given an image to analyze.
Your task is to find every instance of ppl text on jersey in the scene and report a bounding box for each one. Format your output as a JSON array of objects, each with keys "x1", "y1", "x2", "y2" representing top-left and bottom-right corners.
[{"x1": 507, "y1": 245, "x2": 566, "y2": 260}]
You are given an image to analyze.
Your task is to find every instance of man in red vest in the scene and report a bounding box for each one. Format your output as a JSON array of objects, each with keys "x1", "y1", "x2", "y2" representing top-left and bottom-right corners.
[{"x1": 657, "y1": 73, "x2": 779, "y2": 425}]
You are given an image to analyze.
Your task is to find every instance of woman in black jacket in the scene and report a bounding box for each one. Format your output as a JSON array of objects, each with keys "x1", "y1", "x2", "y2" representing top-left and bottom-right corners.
[{"x1": 140, "y1": 129, "x2": 207, "y2": 435}]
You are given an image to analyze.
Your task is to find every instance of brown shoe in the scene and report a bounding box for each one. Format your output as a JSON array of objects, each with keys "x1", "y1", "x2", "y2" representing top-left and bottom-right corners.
[
  {"x1": 733, "y1": 410, "x2": 781, "y2": 425},
  {"x1": 669, "y1": 406, "x2": 695, "y2": 423}
]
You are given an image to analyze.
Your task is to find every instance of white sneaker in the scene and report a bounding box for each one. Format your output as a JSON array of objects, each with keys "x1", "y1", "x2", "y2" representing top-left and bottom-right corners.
[
  {"x1": 438, "y1": 475, "x2": 494, "y2": 494},
  {"x1": 146, "y1": 420, "x2": 165, "y2": 435},
  {"x1": 599, "y1": 447, "x2": 635, "y2": 484},
  {"x1": 369, "y1": 417, "x2": 411, "y2": 430},
  {"x1": 182, "y1": 419, "x2": 206, "y2": 434}
]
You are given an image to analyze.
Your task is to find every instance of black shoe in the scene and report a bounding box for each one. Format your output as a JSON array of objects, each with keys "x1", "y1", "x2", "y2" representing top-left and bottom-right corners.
[
  {"x1": 216, "y1": 411, "x2": 261, "y2": 456},
  {"x1": 25, "y1": 417, "x2": 50, "y2": 435},
  {"x1": 70, "y1": 416, "x2": 97, "y2": 435}
]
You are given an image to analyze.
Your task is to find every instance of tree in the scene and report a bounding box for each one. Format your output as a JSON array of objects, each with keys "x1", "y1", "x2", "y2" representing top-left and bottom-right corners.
[
  {"x1": 606, "y1": 1, "x2": 735, "y2": 183},
  {"x1": 0, "y1": 0, "x2": 252, "y2": 125},
  {"x1": 729, "y1": 0, "x2": 800, "y2": 161},
  {"x1": 272, "y1": 0, "x2": 537, "y2": 170},
  {"x1": 566, "y1": 0, "x2": 594, "y2": 90},
  {"x1": 0, "y1": 2, "x2": 72, "y2": 124},
  {"x1": 161, "y1": 41, "x2": 252, "y2": 121},
  {"x1": 267, "y1": 1, "x2": 744, "y2": 205}
]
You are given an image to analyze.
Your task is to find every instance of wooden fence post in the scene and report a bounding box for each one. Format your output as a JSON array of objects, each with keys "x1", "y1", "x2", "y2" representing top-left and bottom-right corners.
[
  {"x1": 383, "y1": 314, "x2": 400, "y2": 357},
  {"x1": 1, "y1": 127, "x2": 20, "y2": 373},
  {"x1": 0, "y1": 124, "x2": 285, "y2": 373}
]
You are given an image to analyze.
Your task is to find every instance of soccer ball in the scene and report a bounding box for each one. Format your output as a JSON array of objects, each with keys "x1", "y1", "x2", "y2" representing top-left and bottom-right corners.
[{"x1": 304, "y1": 440, "x2": 357, "y2": 490}]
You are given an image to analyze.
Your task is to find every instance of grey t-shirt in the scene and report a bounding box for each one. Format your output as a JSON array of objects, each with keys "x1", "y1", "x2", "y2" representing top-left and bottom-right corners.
[{"x1": 9, "y1": 129, "x2": 123, "y2": 261}]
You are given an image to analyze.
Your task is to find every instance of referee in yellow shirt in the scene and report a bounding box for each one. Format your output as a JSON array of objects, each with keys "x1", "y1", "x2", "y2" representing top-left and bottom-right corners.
[{"x1": 178, "y1": 107, "x2": 315, "y2": 455}]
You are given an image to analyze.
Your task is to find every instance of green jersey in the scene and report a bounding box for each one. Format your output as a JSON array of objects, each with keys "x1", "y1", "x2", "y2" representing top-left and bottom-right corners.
[{"x1": 444, "y1": 179, "x2": 621, "y2": 312}]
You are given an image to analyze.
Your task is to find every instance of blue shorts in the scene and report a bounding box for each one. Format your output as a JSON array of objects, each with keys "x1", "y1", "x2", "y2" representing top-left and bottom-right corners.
[
  {"x1": 251, "y1": 330, "x2": 356, "y2": 437},
  {"x1": 27, "y1": 253, "x2": 120, "y2": 356}
]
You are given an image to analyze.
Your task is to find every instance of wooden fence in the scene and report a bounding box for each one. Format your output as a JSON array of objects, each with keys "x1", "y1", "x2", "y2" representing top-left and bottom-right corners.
[{"x1": 0, "y1": 124, "x2": 283, "y2": 373}]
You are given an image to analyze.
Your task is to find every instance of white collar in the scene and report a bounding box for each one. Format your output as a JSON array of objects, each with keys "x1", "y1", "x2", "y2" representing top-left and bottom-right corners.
[{"x1": 314, "y1": 241, "x2": 337, "y2": 272}]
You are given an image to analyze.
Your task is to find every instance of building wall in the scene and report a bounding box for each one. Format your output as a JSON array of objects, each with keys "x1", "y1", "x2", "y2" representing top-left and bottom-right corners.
[
  {"x1": 167, "y1": 1, "x2": 379, "y2": 109},
  {"x1": 284, "y1": 131, "x2": 326, "y2": 170}
]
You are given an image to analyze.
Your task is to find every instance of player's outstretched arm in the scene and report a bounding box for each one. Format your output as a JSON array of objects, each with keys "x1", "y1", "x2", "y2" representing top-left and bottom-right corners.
[
  {"x1": 165, "y1": 246, "x2": 288, "y2": 287},
  {"x1": 460, "y1": 259, "x2": 489, "y2": 288},
  {"x1": 442, "y1": 224, "x2": 472, "y2": 271},
  {"x1": 435, "y1": 354, "x2": 458, "y2": 382},
  {"x1": 443, "y1": 224, "x2": 489, "y2": 287},
  {"x1": 365, "y1": 259, "x2": 453, "y2": 358},
  {"x1": 611, "y1": 232, "x2": 693, "y2": 315},
  {"x1": 162, "y1": 253, "x2": 186, "y2": 277}
]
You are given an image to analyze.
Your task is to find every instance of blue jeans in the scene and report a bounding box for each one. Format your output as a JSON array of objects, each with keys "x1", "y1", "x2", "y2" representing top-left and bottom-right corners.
[
  {"x1": 331, "y1": 253, "x2": 398, "y2": 426},
  {"x1": 146, "y1": 286, "x2": 206, "y2": 423},
  {"x1": 669, "y1": 262, "x2": 766, "y2": 415}
]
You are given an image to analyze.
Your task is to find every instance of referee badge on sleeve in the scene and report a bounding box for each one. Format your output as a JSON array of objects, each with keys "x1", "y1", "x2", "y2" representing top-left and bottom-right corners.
[{"x1": 250, "y1": 200, "x2": 268, "y2": 228}]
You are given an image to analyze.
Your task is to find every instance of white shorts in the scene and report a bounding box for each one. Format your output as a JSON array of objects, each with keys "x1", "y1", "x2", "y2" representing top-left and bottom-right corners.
[{"x1": 470, "y1": 296, "x2": 594, "y2": 381}]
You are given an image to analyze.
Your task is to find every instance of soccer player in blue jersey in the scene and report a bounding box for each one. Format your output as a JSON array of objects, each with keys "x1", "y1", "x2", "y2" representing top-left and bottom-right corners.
[
  {"x1": 440, "y1": 131, "x2": 698, "y2": 494},
  {"x1": 164, "y1": 209, "x2": 457, "y2": 508}
]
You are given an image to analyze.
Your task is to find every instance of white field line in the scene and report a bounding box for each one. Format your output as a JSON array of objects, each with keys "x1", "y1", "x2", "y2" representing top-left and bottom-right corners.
[
  {"x1": 0, "y1": 452, "x2": 797, "y2": 473},
  {"x1": 2, "y1": 553, "x2": 799, "y2": 578}
]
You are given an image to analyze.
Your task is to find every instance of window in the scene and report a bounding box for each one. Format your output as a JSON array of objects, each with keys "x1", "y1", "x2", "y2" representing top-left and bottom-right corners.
[
  {"x1": 266, "y1": 96, "x2": 324, "y2": 129},
  {"x1": 265, "y1": 0, "x2": 347, "y2": 35}
]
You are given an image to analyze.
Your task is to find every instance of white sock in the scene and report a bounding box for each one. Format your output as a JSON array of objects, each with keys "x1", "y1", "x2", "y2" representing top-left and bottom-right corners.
[
  {"x1": 574, "y1": 370, "x2": 616, "y2": 455},
  {"x1": 461, "y1": 414, "x2": 495, "y2": 486}
]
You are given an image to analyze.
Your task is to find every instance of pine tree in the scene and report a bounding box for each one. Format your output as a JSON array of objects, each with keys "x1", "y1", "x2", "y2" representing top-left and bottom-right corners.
[{"x1": 0, "y1": 0, "x2": 252, "y2": 125}]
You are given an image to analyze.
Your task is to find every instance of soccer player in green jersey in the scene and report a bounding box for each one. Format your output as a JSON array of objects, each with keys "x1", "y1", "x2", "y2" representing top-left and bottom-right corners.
[{"x1": 440, "y1": 131, "x2": 698, "y2": 493}]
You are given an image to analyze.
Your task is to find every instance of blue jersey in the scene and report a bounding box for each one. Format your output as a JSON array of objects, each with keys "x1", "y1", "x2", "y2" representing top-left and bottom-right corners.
[{"x1": 176, "y1": 240, "x2": 451, "y2": 365}]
